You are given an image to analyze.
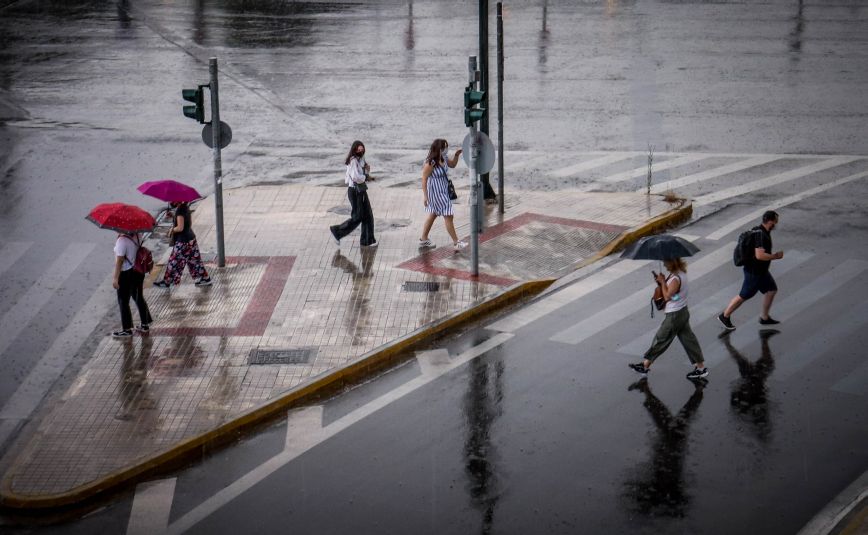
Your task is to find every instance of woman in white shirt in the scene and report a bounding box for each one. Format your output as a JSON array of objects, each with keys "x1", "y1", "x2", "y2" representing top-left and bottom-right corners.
[
  {"x1": 330, "y1": 140, "x2": 377, "y2": 248},
  {"x1": 629, "y1": 257, "x2": 708, "y2": 380},
  {"x1": 112, "y1": 232, "x2": 153, "y2": 337}
]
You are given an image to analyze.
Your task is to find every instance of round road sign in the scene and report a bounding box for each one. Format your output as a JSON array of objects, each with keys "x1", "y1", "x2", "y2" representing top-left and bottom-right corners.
[
  {"x1": 461, "y1": 131, "x2": 496, "y2": 174},
  {"x1": 202, "y1": 121, "x2": 233, "y2": 149}
]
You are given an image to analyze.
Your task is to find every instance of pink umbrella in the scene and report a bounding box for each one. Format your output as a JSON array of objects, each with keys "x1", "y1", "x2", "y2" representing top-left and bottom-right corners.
[{"x1": 137, "y1": 180, "x2": 202, "y2": 203}]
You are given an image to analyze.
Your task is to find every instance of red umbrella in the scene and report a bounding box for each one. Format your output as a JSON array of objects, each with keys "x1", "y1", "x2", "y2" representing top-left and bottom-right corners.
[
  {"x1": 137, "y1": 179, "x2": 202, "y2": 203},
  {"x1": 86, "y1": 203, "x2": 156, "y2": 233}
]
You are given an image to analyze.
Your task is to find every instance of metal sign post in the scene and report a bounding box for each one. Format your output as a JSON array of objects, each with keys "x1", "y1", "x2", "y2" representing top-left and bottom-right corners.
[
  {"x1": 496, "y1": 2, "x2": 505, "y2": 214},
  {"x1": 208, "y1": 57, "x2": 226, "y2": 268},
  {"x1": 468, "y1": 57, "x2": 481, "y2": 277}
]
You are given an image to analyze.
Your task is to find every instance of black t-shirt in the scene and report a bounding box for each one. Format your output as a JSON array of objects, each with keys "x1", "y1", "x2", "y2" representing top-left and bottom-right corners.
[
  {"x1": 173, "y1": 203, "x2": 196, "y2": 243},
  {"x1": 746, "y1": 225, "x2": 772, "y2": 274}
]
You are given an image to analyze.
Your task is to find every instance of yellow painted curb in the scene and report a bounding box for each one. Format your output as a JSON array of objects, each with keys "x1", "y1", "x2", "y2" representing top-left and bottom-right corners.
[{"x1": 0, "y1": 278, "x2": 554, "y2": 510}]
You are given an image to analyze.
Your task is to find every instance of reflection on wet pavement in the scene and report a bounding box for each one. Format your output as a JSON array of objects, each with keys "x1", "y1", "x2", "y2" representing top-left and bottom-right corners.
[
  {"x1": 623, "y1": 378, "x2": 706, "y2": 518},
  {"x1": 723, "y1": 330, "x2": 779, "y2": 444}
]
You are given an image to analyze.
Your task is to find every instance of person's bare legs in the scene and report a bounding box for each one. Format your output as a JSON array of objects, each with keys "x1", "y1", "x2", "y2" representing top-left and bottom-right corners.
[
  {"x1": 443, "y1": 215, "x2": 459, "y2": 243},
  {"x1": 420, "y1": 213, "x2": 437, "y2": 241},
  {"x1": 723, "y1": 295, "x2": 745, "y2": 318},
  {"x1": 760, "y1": 290, "x2": 777, "y2": 320}
]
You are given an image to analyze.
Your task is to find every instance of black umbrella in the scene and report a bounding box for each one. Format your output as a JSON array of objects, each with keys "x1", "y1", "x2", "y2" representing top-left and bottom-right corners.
[{"x1": 620, "y1": 234, "x2": 700, "y2": 260}]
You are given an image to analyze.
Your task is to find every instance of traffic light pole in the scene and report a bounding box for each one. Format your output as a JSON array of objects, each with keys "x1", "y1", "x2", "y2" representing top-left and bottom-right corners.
[
  {"x1": 496, "y1": 2, "x2": 505, "y2": 215},
  {"x1": 478, "y1": 0, "x2": 496, "y2": 202},
  {"x1": 468, "y1": 56, "x2": 481, "y2": 277},
  {"x1": 209, "y1": 58, "x2": 226, "y2": 268}
]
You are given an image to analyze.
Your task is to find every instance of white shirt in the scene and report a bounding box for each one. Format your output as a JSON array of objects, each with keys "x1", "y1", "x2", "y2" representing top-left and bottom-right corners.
[
  {"x1": 114, "y1": 234, "x2": 139, "y2": 271},
  {"x1": 664, "y1": 271, "x2": 688, "y2": 313},
  {"x1": 345, "y1": 157, "x2": 367, "y2": 186}
]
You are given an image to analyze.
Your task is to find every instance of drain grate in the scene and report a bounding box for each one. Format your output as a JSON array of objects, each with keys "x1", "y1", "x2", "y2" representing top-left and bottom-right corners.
[
  {"x1": 248, "y1": 348, "x2": 316, "y2": 365},
  {"x1": 402, "y1": 281, "x2": 442, "y2": 292}
]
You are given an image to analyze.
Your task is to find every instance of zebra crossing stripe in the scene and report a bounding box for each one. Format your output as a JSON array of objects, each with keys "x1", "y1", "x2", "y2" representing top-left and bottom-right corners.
[
  {"x1": 693, "y1": 156, "x2": 863, "y2": 206},
  {"x1": 0, "y1": 241, "x2": 31, "y2": 276},
  {"x1": 832, "y1": 357, "x2": 868, "y2": 397},
  {"x1": 598, "y1": 154, "x2": 707, "y2": 184},
  {"x1": 703, "y1": 259, "x2": 868, "y2": 369},
  {"x1": 127, "y1": 479, "x2": 177, "y2": 535},
  {"x1": 705, "y1": 170, "x2": 868, "y2": 241},
  {"x1": 549, "y1": 241, "x2": 734, "y2": 345},
  {"x1": 761, "y1": 300, "x2": 868, "y2": 381},
  {"x1": 0, "y1": 242, "x2": 95, "y2": 361},
  {"x1": 646, "y1": 155, "x2": 780, "y2": 194},
  {"x1": 487, "y1": 259, "x2": 651, "y2": 333},
  {"x1": 616, "y1": 250, "x2": 814, "y2": 357},
  {"x1": 550, "y1": 153, "x2": 637, "y2": 179}
]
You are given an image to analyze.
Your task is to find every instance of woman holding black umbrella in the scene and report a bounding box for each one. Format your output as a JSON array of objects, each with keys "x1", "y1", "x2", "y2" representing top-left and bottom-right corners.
[{"x1": 629, "y1": 257, "x2": 708, "y2": 380}]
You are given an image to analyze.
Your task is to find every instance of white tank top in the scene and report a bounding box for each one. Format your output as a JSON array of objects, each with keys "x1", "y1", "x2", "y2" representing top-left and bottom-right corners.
[{"x1": 664, "y1": 271, "x2": 688, "y2": 313}]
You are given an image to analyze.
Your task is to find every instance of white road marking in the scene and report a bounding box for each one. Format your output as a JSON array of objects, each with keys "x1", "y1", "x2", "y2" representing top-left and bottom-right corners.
[
  {"x1": 487, "y1": 259, "x2": 651, "y2": 333},
  {"x1": 773, "y1": 306, "x2": 868, "y2": 380},
  {"x1": 705, "y1": 259, "x2": 868, "y2": 369},
  {"x1": 599, "y1": 154, "x2": 707, "y2": 183},
  {"x1": 284, "y1": 405, "x2": 325, "y2": 454},
  {"x1": 616, "y1": 250, "x2": 814, "y2": 357},
  {"x1": 0, "y1": 276, "x2": 114, "y2": 431},
  {"x1": 0, "y1": 241, "x2": 31, "y2": 276},
  {"x1": 0, "y1": 242, "x2": 95, "y2": 361},
  {"x1": 549, "y1": 242, "x2": 733, "y2": 345},
  {"x1": 832, "y1": 358, "x2": 868, "y2": 397},
  {"x1": 165, "y1": 333, "x2": 514, "y2": 534},
  {"x1": 694, "y1": 156, "x2": 862, "y2": 206},
  {"x1": 647, "y1": 155, "x2": 780, "y2": 193},
  {"x1": 127, "y1": 478, "x2": 177, "y2": 535},
  {"x1": 417, "y1": 349, "x2": 451, "y2": 377},
  {"x1": 550, "y1": 153, "x2": 637, "y2": 179},
  {"x1": 705, "y1": 170, "x2": 868, "y2": 240}
]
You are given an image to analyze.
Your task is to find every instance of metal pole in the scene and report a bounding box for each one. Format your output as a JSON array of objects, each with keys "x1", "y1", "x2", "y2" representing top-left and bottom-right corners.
[
  {"x1": 209, "y1": 57, "x2": 226, "y2": 268},
  {"x1": 468, "y1": 56, "x2": 480, "y2": 277},
  {"x1": 478, "y1": 0, "x2": 494, "y2": 202},
  {"x1": 496, "y1": 2, "x2": 504, "y2": 214}
]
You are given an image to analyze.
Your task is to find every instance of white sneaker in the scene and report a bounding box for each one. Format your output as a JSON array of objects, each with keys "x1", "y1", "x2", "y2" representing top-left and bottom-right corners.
[
  {"x1": 418, "y1": 239, "x2": 435, "y2": 248},
  {"x1": 364, "y1": 240, "x2": 378, "y2": 248},
  {"x1": 453, "y1": 241, "x2": 468, "y2": 251}
]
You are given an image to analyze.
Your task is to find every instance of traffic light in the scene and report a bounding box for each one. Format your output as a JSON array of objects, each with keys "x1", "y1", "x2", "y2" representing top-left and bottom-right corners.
[
  {"x1": 181, "y1": 86, "x2": 207, "y2": 124},
  {"x1": 464, "y1": 85, "x2": 486, "y2": 127}
]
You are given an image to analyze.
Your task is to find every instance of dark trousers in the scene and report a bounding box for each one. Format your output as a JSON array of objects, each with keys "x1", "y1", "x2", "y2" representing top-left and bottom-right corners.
[
  {"x1": 332, "y1": 186, "x2": 376, "y2": 246},
  {"x1": 117, "y1": 268, "x2": 152, "y2": 330}
]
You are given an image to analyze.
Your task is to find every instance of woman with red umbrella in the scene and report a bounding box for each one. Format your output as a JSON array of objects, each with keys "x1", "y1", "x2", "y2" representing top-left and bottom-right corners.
[
  {"x1": 87, "y1": 203, "x2": 155, "y2": 337},
  {"x1": 138, "y1": 180, "x2": 212, "y2": 289}
]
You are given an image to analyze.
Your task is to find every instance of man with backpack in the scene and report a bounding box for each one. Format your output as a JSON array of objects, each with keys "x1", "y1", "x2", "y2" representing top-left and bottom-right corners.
[{"x1": 718, "y1": 210, "x2": 784, "y2": 331}]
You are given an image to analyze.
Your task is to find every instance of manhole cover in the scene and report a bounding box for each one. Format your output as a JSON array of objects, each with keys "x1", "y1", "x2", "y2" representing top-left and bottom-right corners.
[
  {"x1": 248, "y1": 348, "x2": 316, "y2": 365},
  {"x1": 402, "y1": 281, "x2": 443, "y2": 292}
]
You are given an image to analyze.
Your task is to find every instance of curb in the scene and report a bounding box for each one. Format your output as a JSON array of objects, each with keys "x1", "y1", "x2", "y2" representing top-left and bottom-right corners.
[
  {"x1": 797, "y1": 470, "x2": 868, "y2": 535},
  {"x1": 0, "y1": 199, "x2": 693, "y2": 511}
]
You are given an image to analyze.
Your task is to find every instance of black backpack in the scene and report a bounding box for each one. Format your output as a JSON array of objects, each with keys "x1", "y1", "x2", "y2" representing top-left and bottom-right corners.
[{"x1": 733, "y1": 228, "x2": 760, "y2": 267}]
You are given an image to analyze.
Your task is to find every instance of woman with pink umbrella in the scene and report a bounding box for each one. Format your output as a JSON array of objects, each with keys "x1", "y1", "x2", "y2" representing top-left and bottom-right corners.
[{"x1": 138, "y1": 180, "x2": 212, "y2": 289}]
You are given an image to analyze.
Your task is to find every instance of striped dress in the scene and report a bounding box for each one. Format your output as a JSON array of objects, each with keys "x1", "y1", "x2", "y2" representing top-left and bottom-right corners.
[{"x1": 425, "y1": 160, "x2": 453, "y2": 216}]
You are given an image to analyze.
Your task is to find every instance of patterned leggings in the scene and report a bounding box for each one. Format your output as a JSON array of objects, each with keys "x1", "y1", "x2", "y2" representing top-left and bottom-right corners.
[{"x1": 162, "y1": 239, "x2": 209, "y2": 284}]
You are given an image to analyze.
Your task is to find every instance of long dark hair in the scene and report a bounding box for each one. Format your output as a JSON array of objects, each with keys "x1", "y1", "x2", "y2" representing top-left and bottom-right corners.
[
  {"x1": 425, "y1": 138, "x2": 447, "y2": 165},
  {"x1": 345, "y1": 140, "x2": 365, "y2": 165}
]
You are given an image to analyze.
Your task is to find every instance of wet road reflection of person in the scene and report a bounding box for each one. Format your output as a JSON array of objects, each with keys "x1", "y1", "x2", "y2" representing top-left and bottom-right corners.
[
  {"x1": 623, "y1": 378, "x2": 706, "y2": 518},
  {"x1": 463, "y1": 356, "x2": 505, "y2": 535},
  {"x1": 722, "y1": 330, "x2": 779, "y2": 443},
  {"x1": 116, "y1": 336, "x2": 156, "y2": 424},
  {"x1": 331, "y1": 246, "x2": 377, "y2": 347}
]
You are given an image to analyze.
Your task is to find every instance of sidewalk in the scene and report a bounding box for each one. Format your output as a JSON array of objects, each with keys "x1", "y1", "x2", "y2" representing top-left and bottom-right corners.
[{"x1": 0, "y1": 182, "x2": 689, "y2": 509}]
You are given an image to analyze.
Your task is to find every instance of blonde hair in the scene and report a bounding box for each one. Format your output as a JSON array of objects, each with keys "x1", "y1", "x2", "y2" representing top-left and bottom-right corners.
[{"x1": 664, "y1": 258, "x2": 687, "y2": 273}]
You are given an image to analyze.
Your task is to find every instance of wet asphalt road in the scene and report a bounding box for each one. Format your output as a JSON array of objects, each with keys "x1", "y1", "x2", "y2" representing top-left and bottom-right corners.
[{"x1": 0, "y1": 0, "x2": 867, "y2": 531}]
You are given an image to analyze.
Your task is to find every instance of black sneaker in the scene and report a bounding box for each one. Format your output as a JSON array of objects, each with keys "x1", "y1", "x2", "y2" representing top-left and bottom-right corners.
[
  {"x1": 629, "y1": 363, "x2": 649, "y2": 375},
  {"x1": 112, "y1": 329, "x2": 133, "y2": 338},
  {"x1": 135, "y1": 324, "x2": 150, "y2": 333},
  {"x1": 686, "y1": 367, "x2": 709, "y2": 380},
  {"x1": 152, "y1": 280, "x2": 171, "y2": 289},
  {"x1": 759, "y1": 316, "x2": 780, "y2": 325},
  {"x1": 195, "y1": 277, "x2": 212, "y2": 287},
  {"x1": 718, "y1": 313, "x2": 736, "y2": 331}
]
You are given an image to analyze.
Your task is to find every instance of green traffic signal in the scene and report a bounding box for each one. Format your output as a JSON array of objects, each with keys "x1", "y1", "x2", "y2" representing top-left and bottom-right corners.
[
  {"x1": 463, "y1": 86, "x2": 487, "y2": 127},
  {"x1": 182, "y1": 87, "x2": 205, "y2": 124}
]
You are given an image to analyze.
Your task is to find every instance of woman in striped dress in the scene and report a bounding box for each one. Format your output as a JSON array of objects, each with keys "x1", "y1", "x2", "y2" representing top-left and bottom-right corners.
[{"x1": 418, "y1": 138, "x2": 467, "y2": 251}]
